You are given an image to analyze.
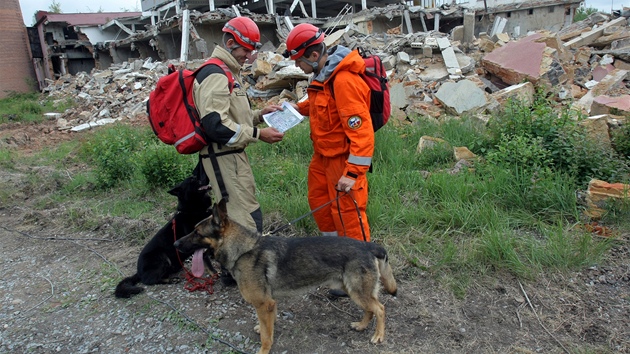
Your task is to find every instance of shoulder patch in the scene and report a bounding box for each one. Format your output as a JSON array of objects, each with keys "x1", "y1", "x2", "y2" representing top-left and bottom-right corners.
[{"x1": 347, "y1": 116, "x2": 362, "y2": 130}]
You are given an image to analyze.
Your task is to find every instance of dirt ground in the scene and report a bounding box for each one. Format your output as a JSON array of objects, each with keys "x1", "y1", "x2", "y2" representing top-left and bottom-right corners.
[{"x1": 1, "y1": 118, "x2": 629, "y2": 354}]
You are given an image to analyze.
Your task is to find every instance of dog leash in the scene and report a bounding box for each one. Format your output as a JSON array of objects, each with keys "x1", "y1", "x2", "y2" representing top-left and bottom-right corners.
[
  {"x1": 336, "y1": 190, "x2": 367, "y2": 242},
  {"x1": 172, "y1": 218, "x2": 219, "y2": 294},
  {"x1": 265, "y1": 192, "x2": 346, "y2": 236},
  {"x1": 266, "y1": 191, "x2": 367, "y2": 241}
]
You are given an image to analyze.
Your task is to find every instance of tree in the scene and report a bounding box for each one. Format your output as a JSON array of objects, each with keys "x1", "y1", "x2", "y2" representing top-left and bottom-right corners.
[
  {"x1": 574, "y1": 6, "x2": 599, "y2": 22},
  {"x1": 48, "y1": 0, "x2": 62, "y2": 13}
]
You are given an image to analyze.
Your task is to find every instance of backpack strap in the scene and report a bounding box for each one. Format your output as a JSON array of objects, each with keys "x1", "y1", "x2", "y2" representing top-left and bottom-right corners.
[
  {"x1": 192, "y1": 58, "x2": 237, "y2": 202},
  {"x1": 194, "y1": 58, "x2": 235, "y2": 94}
]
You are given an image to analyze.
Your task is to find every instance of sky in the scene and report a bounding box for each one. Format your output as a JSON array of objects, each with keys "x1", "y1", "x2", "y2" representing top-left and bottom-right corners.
[
  {"x1": 585, "y1": 0, "x2": 629, "y2": 12},
  {"x1": 17, "y1": 0, "x2": 630, "y2": 27},
  {"x1": 19, "y1": 0, "x2": 141, "y2": 26}
]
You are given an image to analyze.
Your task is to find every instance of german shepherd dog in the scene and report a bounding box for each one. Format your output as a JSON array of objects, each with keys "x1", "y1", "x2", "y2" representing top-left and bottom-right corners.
[
  {"x1": 115, "y1": 176, "x2": 216, "y2": 298},
  {"x1": 174, "y1": 199, "x2": 397, "y2": 354}
]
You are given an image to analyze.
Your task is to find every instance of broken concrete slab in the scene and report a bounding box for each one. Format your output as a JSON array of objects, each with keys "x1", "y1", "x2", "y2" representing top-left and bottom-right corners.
[
  {"x1": 572, "y1": 69, "x2": 628, "y2": 114},
  {"x1": 70, "y1": 118, "x2": 122, "y2": 132},
  {"x1": 591, "y1": 95, "x2": 630, "y2": 115},
  {"x1": 564, "y1": 17, "x2": 628, "y2": 49},
  {"x1": 418, "y1": 62, "x2": 449, "y2": 82},
  {"x1": 435, "y1": 79, "x2": 487, "y2": 116},
  {"x1": 417, "y1": 135, "x2": 448, "y2": 153},
  {"x1": 252, "y1": 59, "x2": 272, "y2": 78},
  {"x1": 481, "y1": 32, "x2": 567, "y2": 87},
  {"x1": 406, "y1": 101, "x2": 442, "y2": 120},
  {"x1": 436, "y1": 37, "x2": 462, "y2": 76},
  {"x1": 578, "y1": 115, "x2": 613, "y2": 149},
  {"x1": 585, "y1": 178, "x2": 630, "y2": 219},
  {"x1": 492, "y1": 81, "x2": 536, "y2": 110},
  {"x1": 390, "y1": 83, "x2": 409, "y2": 109}
]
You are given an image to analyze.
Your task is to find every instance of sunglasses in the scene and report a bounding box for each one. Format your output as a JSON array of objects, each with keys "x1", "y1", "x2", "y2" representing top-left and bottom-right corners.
[{"x1": 282, "y1": 29, "x2": 323, "y2": 58}]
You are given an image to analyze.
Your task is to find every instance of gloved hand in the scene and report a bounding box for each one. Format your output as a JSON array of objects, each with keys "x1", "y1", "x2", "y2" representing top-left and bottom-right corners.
[{"x1": 336, "y1": 175, "x2": 356, "y2": 192}]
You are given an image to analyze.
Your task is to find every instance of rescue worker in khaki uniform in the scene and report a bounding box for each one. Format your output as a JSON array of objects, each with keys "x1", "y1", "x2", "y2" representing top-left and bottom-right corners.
[
  {"x1": 284, "y1": 24, "x2": 374, "y2": 244},
  {"x1": 193, "y1": 17, "x2": 284, "y2": 235}
]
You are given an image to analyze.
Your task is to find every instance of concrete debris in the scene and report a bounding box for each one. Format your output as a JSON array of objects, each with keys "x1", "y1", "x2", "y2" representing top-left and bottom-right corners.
[
  {"x1": 435, "y1": 80, "x2": 487, "y2": 115},
  {"x1": 36, "y1": 9, "x2": 629, "y2": 151},
  {"x1": 585, "y1": 178, "x2": 630, "y2": 219}
]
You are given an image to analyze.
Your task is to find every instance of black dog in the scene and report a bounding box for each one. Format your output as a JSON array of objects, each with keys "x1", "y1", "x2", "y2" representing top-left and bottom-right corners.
[{"x1": 115, "y1": 176, "x2": 216, "y2": 298}]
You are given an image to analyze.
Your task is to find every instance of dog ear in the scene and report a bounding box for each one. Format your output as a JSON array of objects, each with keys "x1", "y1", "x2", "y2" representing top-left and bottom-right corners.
[
  {"x1": 167, "y1": 184, "x2": 181, "y2": 197},
  {"x1": 168, "y1": 176, "x2": 192, "y2": 196},
  {"x1": 215, "y1": 198, "x2": 228, "y2": 225}
]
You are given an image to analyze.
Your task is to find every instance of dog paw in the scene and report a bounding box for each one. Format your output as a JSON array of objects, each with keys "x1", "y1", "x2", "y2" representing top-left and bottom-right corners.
[
  {"x1": 254, "y1": 324, "x2": 260, "y2": 334},
  {"x1": 168, "y1": 277, "x2": 182, "y2": 284},
  {"x1": 351, "y1": 321, "x2": 368, "y2": 332},
  {"x1": 370, "y1": 333, "x2": 384, "y2": 344}
]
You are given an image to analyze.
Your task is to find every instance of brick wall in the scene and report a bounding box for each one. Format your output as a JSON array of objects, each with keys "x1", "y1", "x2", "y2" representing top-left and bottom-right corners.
[{"x1": 0, "y1": 0, "x2": 36, "y2": 98}]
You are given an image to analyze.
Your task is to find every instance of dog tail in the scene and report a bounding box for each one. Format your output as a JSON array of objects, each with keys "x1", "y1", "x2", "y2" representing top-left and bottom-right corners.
[
  {"x1": 369, "y1": 244, "x2": 397, "y2": 296},
  {"x1": 114, "y1": 274, "x2": 144, "y2": 298}
]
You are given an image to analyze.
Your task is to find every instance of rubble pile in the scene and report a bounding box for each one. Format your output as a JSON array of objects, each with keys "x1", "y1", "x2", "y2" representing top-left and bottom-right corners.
[{"x1": 42, "y1": 11, "x2": 629, "y2": 135}]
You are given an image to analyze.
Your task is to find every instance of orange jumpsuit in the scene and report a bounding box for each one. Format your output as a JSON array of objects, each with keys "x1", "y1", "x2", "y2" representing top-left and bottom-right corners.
[{"x1": 296, "y1": 47, "x2": 374, "y2": 241}]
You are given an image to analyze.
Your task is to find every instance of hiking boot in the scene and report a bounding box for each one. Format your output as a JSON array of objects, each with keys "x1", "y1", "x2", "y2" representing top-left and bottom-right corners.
[
  {"x1": 327, "y1": 289, "x2": 348, "y2": 298},
  {"x1": 220, "y1": 266, "x2": 237, "y2": 287}
]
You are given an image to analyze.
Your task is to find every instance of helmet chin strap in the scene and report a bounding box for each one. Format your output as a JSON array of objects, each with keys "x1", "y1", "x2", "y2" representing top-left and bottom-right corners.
[
  {"x1": 226, "y1": 43, "x2": 241, "y2": 54},
  {"x1": 223, "y1": 35, "x2": 242, "y2": 55},
  {"x1": 299, "y1": 57, "x2": 319, "y2": 72},
  {"x1": 299, "y1": 43, "x2": 326, "y2": 73}
]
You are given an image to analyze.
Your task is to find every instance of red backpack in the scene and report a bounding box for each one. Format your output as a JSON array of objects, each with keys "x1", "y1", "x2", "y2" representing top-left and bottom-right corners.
[
  {"x1": 147, "y1": 58, "x2": 234, "y2": 154},
  {"x1": 330, "y1": 47, "x2": 391, "y2": 132},
  {"x1": 360, "y1": 48, "x2": 391, "y2": 132}
]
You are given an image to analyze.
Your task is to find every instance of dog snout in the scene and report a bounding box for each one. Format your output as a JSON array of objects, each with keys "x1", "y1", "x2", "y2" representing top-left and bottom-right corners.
[{"x1": 173, "y1": 239, "x2": 183, "y2": 250}]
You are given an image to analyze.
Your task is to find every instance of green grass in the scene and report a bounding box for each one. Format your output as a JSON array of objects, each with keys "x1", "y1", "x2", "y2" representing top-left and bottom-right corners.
[
  {"x1": 0, "y1": 92, "x2": 74, "y2": 124},
  {"x1": 2, "y1": 92, "x2": 629, "y2": 297}
]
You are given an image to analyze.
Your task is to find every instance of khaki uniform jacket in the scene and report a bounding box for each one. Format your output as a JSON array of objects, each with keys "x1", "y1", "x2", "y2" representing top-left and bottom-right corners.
[
  {"x1": 192, "y1": 46, "x2": 263, "y2": 232},
  {"x1": 193, "y1": 46, "x2": 262, "y2": 152}
]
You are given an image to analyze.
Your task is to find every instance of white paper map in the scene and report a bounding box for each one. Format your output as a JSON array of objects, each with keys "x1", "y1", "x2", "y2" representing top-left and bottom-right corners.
[{"x1": 262, "y1": 101, "x2": 304, "y2": 133}]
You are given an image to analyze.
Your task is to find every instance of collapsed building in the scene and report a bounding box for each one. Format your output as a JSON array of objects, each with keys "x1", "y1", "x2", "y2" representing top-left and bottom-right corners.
[
  {"x1": 30, "y1": 0, "x2": 583, "y2": 89},
  {"x1": 14, "y1": 1, "x2": 630, "y2": 217},
  {"x1": 23, "y1": 0, "x2": 630, "y2": 123}
]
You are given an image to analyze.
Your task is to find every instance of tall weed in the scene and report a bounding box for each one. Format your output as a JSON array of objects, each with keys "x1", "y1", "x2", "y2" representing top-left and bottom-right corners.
[
  {"x1": 487, "y1": 93, "x2": 630, "y2": 186},
  {"x1": 80, "y1": 124, "x2": 146, "y2": 188},
  {"x1": 138, "y1": 143, "x2": 198, "y2": 189}
]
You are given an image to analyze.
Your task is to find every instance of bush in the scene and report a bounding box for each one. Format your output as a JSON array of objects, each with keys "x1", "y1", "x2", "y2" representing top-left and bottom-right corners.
[
  {"x1": 138, "y1": 143, "x2": 198, "y2": 189},
  {"x1": 486, "y1": 94, "x2": 630, "y2": 187},
  {"x1": 486, "y1": 133, "x2": 552, "y2": 172},
  {"x1": 81, "y1": 124, "x2": 146, "y2": 189},
  {"x1": 611, "y1": 122, "x2": 630, "y2": 158}
]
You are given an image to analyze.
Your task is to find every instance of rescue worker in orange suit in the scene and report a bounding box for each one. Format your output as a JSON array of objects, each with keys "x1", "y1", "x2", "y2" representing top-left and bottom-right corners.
[
  {"x1": 193, "y1": 17, "x2": 284, "y2": 285},
  {"x1": 284, "y1": 24, "x2": 374, "y2": 247}
]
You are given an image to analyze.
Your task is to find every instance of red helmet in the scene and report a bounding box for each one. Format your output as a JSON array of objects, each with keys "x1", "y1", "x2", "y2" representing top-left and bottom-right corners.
[
  {"x1": 283, "y1": 23, "x2": 325, "y2": 60},
  {"x1": 222, "y1": 17, "x2": 261, "y2": 51}
]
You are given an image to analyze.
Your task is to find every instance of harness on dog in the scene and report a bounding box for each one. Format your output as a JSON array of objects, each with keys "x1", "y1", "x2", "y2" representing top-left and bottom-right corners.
[{"x1": 172, "y1": 219, "x2": 219, "y2": 294}]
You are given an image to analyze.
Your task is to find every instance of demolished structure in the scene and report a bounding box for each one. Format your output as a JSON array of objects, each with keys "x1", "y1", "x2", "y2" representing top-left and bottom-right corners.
[
  {"x1": 25, "y1": 0, "x2": 629, "y2": 133},
  {"x1": 30, "y1": 0, "x2": 583, "y2": 88},
  {"x1": 15, "y1": 2, "x2": 630, "y2": 213},
  {"x1": 33, "y1": 5, "x2": 629, "y2": 129}
]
